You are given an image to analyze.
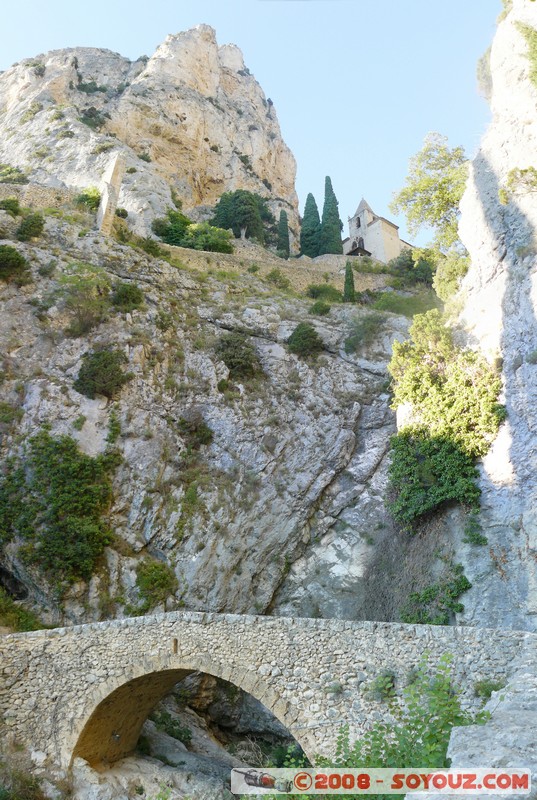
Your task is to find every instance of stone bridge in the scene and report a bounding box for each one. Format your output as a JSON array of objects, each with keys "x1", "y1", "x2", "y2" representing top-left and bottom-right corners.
[{"x1": 0, "y1": 612, "x2": 532, "y2": 772}]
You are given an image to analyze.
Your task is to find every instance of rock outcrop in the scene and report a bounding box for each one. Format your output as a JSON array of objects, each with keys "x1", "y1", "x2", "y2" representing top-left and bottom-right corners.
[
  {"x1": 0, "y1": 214, "x2": 406, "y2": 625},
  {"x1": 457, "y1": 0, "x2": 537, "y2": 630},
  {"x1": 0, "y1": 26, "x2": 299, "y2": 238}
]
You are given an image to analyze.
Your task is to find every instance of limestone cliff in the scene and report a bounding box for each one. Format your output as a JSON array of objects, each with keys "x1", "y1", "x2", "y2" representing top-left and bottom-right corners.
[
  {"x1": 0, "y1": 212, "x2": 407, "y2": 626},
  {"x1": 456, "y1": 0, "x2": 537, "y2": 630},
  {"x1": 0, "y1": 26, "x2": 299, "y2": 237}
]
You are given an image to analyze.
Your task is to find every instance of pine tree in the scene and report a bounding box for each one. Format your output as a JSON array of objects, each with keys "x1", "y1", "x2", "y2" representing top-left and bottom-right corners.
[
  {"x1": 343, "y1": 261, "x2": 356, "y2": 302},
  {"x1": 319, "y1": 176, "x2": 343, "y2": 255},
  {"x1": 277, "y1": 210, "x2": 290, "y2": 259},
  {"x1": 300, "y1": 193, "x2": 321, "y2": 257}
]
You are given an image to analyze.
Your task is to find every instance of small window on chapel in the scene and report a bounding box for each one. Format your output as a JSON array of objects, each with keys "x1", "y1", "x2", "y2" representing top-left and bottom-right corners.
[{"x1": 356, "y1": 218, "x2": 361, "y2": 228}]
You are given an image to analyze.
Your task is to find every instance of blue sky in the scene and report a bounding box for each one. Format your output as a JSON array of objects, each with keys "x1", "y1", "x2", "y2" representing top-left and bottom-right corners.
[{"x1": 1, "y1": 0, "x2": 501, "y2": 244}]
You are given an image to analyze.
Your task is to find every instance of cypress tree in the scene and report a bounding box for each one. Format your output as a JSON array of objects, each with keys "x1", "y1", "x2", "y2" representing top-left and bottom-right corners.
[
  {"x1": 300, "y1": 193, "x2": 321, "y2": 257},
  {"x1": 211, "y1": 190, "x2": 264, "y2": 242},
  {"x1": 343, "y1": 261, "x2": 356, "y2": 302},
  {"x1": 277, "y1": 210, "x2": 290, "y2": 259},
  {"x1": 319, "y1": 176, "x2": 343, "y2": 255}
]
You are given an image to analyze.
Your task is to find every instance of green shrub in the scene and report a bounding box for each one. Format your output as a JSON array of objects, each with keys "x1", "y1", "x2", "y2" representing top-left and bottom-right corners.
[
  {"x1": 139, "y1": 152, "x2": 152, "y2": 162},
  {"x1": 247, "y1": 263, "x2": 259, "y2": 273},
  {"x1": 474, "y1": 679, "x2": 505, "y2": 699},
  {"x1": 215, "y1": 331, "x2": 261, "y2": 380},
  {"x1": 388, "y1": 430, "x2": 480, "y2": 525},
  {"x1": 111, "y1": 282, "x2": 144, "y2": 312},
  {"x1": 135, "y1": 559, "x2": 178, "y2": 612},
  {"x1": 372, "y1": 289, "x2": 441, "y2": 317},
  {"x1": 266, "y1": 268, "x2": 290, "y2": 290},
  {"x1": 79, "y1": 108, "x2": 107, "y2": 129},
  {"x1": 16, "y1": 213, "x2": 44, "y2": 241},
  {"x1": 151, "y1": 710, "x2": 192, "y2": 746},
  {"x1": 433, "y1": 251, "x2": 470, "y2": 301},
  {"x1": 400, "y1": 564, "x2": 472, "y2": 625},
  {"x1": 152, "y1": 209, "x2": 191, "y2": 246},
  {"x1": 344, "y1": 312, "x2": 387, "y2": 352},
  {"x1": 20, "y1": 102, "x2": 43, "y2": 123},
  {"x1": 0, "y1": 588, "x2": 43, "y2": 632},
  {"x1": 343, "y1": 261, "x2": 356, "y2": 302},
  {"x1": 387, "y1": 310, "x2": 505, "y2": 527},
  {"x1": 517, "y1": 21, "x2": 537, "y2": 88},
  {"x1": 390, "y1": 310, "x2": 505, "y2": 458},
  {"x1": 0, "y1": 402, "x2": 23, "y2": 425},
  {"x1": 309, "y1": 300, "x2": 331, "y2": 316},
  {"x1": 0, "y1": 245, "x2": 29, "y2": 282},
  {"x1": 287, "y1": 322, "x2": 324, "y2": 358},
  {"x1": 366, "y1": 670, "x2": 396, "y2": 701},
  {"x1": 59, "y1": 263, "x2": 111, "y2": 336},
  {"x1": 115, "y1": 207, "x2": 128, "y2": 218},
  {"x1": 179, "y1": 221, "x2": 233, "y2": 253},
  {"x1": 306, "y1": 283, "x2": 342, "y2": 302},
  {"x1": 463, "y1": 513, "x2": 488, "y2": 545},
  {"x1": 126, "y1": 166, "x2": 137, "y2": 174},
  {"x1": 314, "y1": 654, "x2": 488, "y2": 788},
  {"x1": 136, "y1": 236, "x2": 164, "y2": 257},
  {"x1": 0, "y1": 197, "x2": 21, "y2": 216},
  {"x1": 0, "y1": 430, "x2": 117, "y2": 585},
  {"x1": 78, "y1": 80, "x2": 107, "y2": 94},
  {"x1": 177, "y1": 411, "x2": 213, "y2": 449},
  {"x1": 0, "y1": 163, "x2": 28, "y2": 184},
  {"x1": 76, "y1": 186, "x2": 101, "y2": 211},
  {"x1": 74, "y1": 348, "x2": 132, "y2": 399}
]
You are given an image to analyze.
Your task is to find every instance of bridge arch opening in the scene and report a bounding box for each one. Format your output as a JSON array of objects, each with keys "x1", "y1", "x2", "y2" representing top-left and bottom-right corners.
[{"x1": 71, "y1": 664, "x2": 307, "y2": 771}]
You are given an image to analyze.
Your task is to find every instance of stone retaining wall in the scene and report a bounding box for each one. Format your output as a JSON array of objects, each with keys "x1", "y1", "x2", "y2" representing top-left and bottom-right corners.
[{"x1": 0, "y1": 182, "x2": 75, "y2": 209}]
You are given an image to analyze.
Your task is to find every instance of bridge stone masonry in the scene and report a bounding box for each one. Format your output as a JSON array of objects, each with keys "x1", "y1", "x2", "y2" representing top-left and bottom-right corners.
[{"x1": 0, "y1": 611, "x2": 532, "y2": 773}]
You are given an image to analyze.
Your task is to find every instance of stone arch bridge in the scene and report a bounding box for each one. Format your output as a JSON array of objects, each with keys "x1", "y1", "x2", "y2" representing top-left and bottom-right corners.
[{"x1": 0, "y1": 611, "x2": 531, "y2": 771}]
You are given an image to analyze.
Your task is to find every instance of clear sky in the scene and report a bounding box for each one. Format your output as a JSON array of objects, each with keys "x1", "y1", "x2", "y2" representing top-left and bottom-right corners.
[{"x1": 1, "y1": 0, "x2": 502, "y2": 245}]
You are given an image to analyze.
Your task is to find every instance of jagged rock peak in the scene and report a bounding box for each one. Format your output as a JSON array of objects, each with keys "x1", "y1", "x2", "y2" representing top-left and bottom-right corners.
[{"x1": 0, "y1": 27, "x2": 299, "y2": 236}]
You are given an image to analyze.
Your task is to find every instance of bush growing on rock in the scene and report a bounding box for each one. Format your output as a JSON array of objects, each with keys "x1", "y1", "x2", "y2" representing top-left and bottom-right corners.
[
  {"x1": 16, "y1": 213, "x2": 44, "y2": 242},
  {"x1": 266, "y1": 268, "x2": 290, "y2": 290},
  {"x1": 215, "y1": 331, "x2": 262, "y2": 380},
  {"x1": 309, "y1": 300, "x2": 331, "y2": 316},
  {"x1": 0, "y1": 430, "x2": 118, "y2": 586},
  {"x1": 0, "y1": 197, "x2": 21, "y2": 216},
  {"x1": 306, "y1": 283, "x2": 342, "y2": 302},
  {"x1": 74, "y1": 348, "x2": 132, "y2": 399},
  {"x1": 0, "y1": 245, "x2": 29, "y2": 282},
  {"x1": 75, "y1": 187, "x2": 101, "y2": 211},
  {"x1": 134, "y1": 559, "x2": 178, "y2": 613},
  {"x1": 111, "y1": 281, "x2": 144, "y2": 312},
  {"x1": 287, "y1": 322, "x2": 324, "y2": 358}
]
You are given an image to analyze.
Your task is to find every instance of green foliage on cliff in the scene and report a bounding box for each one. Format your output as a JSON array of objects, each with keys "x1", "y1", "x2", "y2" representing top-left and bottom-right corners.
[
  {"x1": 517, "y1": 21, "x2": 537, "y2": 88},
  {"x1": 0, "y1": 431, "x2": 119, "y2": 586},
  {"x1": 216, "y1": 331, "x2": 262, "y2": 380},
  {"x1": 287, "y1": 322, "x2": 324, "y2": 358},
  {"x1": 211, "y1": 189, "x2": 275, "y2": 244},
  {"x1": 0, "y1": 245, "x2": 29, "y2": 283},
  {"x1": 16, "y1": 213, "x2": 44, "y2": 242},
  {"x1": 134, "y1": 559, "x2": 178, "y2": 613},
  {"x1": 152, "y1": 210, "x2": 233, "y2": 252},
  {"x1": 388, "y1": 310, "x2": 505, "y2": 525},
  {"x1": 0, "y1": 588, "x2": 43, "y2": 632},
  {"x1": 400, "y1": 564, "x2": 472, "y2": 625},
  {"x1": 74, "y1": 348, "x2": 132, "y2": 399}
]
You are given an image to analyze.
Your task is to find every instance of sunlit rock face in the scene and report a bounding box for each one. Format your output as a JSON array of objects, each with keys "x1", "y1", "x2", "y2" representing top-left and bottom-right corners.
[
  {"x1": 457, "y1": 0, "x2": 537, "y2": 629},
  {"x1": 0, "y1": 25, "x2": 299, "y2": 237}
]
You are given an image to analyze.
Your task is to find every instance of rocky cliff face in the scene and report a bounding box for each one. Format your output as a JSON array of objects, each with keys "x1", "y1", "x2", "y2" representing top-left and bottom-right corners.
[
  {"x1": 0, "y1": 26, "x2": 298, "y2": 237},
  {"x1": 457, "y1": 0, "x2": 537, "y2": 630},
  {"x1": 0, "y1": 213, "x2": 408, "y2": 625}
]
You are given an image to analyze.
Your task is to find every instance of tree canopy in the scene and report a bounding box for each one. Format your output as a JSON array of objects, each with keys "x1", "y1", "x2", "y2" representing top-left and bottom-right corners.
[
  {"x1": 211, "y1": 190, "x2": 275, "y2": 244},
  {"x1": 277, "y1": 209, "x2": 290, "y2": 258},
  {"x1": 300, "y1": 192, "x2": 321, "y2": 257},
  {"x1": 319, "y1": 176, "x2": 343, "y2": 255},
  {"x1": 390, "y1": 133, "x2": 468, "y2": 253}
]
